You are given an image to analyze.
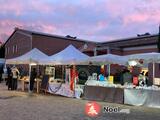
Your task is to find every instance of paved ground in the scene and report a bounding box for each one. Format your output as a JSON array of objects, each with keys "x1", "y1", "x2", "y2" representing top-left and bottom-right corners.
[{"x1": 0, "y1": 82, "x2": 160, "y2": 120}]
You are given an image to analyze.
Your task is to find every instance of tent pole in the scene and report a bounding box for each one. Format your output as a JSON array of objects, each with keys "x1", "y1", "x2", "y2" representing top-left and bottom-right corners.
[
  {"x1": 108, "y1": 64, "x2": 111, "y2": 77},
  {"x1": 62, "y1": 65, "x2": 63, "y2": 81},
  {"x1": 73, "y1": 65, "x2": 76, "y2": 98},
  {"x1": 28, "y1": 64, "x2": 31, "y2": 93}
]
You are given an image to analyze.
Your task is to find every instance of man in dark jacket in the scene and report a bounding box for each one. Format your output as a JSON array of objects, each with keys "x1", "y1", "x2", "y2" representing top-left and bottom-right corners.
[
  {"x1": 0, "y1": 66, "x2": 3, "y2": 83},
  {"x1": 30, "y1": 68, "x2": 37, "y2": 92}
]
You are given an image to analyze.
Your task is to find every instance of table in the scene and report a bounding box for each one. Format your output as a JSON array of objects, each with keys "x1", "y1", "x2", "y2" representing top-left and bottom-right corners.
[
  {"x1": 35, "y1": 79, "x2": 42, "y2": 93},
  {"x1": 18, "y1": 78, "x2": 41, "y2": 93},
  {"x1": 124, "y1": 88, "x2": 160, "y2": 108},
  {"x1": 83, "y1": 85, "x2": 124, "y2": 104},
  {"x1": 19, "y1": 79, "x2": 29, "y2": 91}
]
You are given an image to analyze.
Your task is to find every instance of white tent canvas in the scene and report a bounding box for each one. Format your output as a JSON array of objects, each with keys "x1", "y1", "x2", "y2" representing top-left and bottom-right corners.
[
  {"x1": 125, "y1": 52, "x2": 160, "y2": 63},
  {"x1": 41, "y1": 45, "x2": 89, "y2": 65},
  {"x1": 81, "y1": 53, "x2": 127, "y2": 65},
  {"x1": 6, "y1": 48, "x2": 49, "y2": 64},
  {"x1": 125, "y1": 52, "x2": 160, "y2": 82}
]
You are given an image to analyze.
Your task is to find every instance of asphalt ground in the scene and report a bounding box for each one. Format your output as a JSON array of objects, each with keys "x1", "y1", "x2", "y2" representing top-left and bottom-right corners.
[{"x1": 0, "y1": 82, "x2": 159, "y2": 120}]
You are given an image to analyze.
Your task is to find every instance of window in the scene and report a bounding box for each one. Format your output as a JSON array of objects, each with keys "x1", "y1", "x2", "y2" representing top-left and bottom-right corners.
[
  {"x1": 8, "y1": 47, "x2": 9, "y2": 54},
  {"x1": 13, "y1": 45, "x2": 18, "y2": 54},
  {"x1": 13, "y1": 46, "x2": 15, "y2": 53},
  {"x1": 5, "y1": 47, "x2": 7, "y2": 55},
  {"x1": 15, "y1": 45, "x2": 17, "y2": 53}
]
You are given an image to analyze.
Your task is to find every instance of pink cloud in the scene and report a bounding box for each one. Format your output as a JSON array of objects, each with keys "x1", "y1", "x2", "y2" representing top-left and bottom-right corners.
[
  {"x1": 0, "y1": 1, "x2": 24, "y2": 16},
  {"x1": 29, "y1": 1, "x2": 54, "y2": 14},
  {"x1": 97, "y1": 21, "x2": 108, "y2": 29},
  {"x1": 105, "y1": 0, "x2": 132, "y2": 17},
  {"x1": 0, "y1": 0, "x2": 54, "y2": 16},
  {"x1": 26, "y1": 21, "x2": 57, "y2": 33},
  {"x1": 0, "y1": 19, "x2": 57, "y2": 43},
  {"x1": 123, "y1": 10, "x2": 160, "y2": 26},
  {"x1": 123, "y1": 13, "x2": 149, "y2": 25}
]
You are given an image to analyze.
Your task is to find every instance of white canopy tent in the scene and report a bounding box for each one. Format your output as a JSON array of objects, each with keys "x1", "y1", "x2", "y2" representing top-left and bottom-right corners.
[
  {"x1": 125, "y1": 52, "x2": 160, "y2": 63},
  {"x1": 40, "y1": 45, "x2": 89, "y2": 65},
  {"x1": 6, "y1": 48, "x2": 49, "y2": 65},
  {"x1": 125, "y1": 52, "x2": 160, "y2": 82},
  {"x1": 82, "y1": 54, "x2": 127, "y2": 65},
  {"x1": 79, "y1": 53, "x2": 128, "y2": 76}
]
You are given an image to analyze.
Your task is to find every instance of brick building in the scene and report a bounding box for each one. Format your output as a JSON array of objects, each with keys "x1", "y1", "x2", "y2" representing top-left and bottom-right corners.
[
  {"x1": 4, "y1": 28, "x2": 96, "y2": 59},
  {"x1": 5, "y1": 28, "x2": 159, "y2": 59},
  {"x1": 95, "y1": 34, "x2": 160, "y2": 84},
  {"x1": 95, "y1": 34, "x2": 158, "y2": 55}
]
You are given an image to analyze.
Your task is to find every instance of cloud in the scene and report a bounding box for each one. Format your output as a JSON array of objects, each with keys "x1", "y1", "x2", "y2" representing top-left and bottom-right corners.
[
  {"x1": 0, "y1": 0, "x2": 24, "y2": 16},
  {"x1": 123, "y1": 13, "x2": 149, "y2": 25},
  {"x1": 0, "y1": 19, "x2": 57, "y2": 42},
  {"x1": 0, "y1": 0, "x2": 54, "y2": 16},
  {"x1": 0, "y1": 0, "x2": 160, "y2": 43}
]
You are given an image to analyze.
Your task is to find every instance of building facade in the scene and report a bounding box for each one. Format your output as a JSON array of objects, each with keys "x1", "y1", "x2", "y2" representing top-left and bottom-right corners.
[
  {"x1": 95, "y1": 34, "x2": 160, "y2": 84},
  {"x1": 96, "y1": 34, "x2": 158, "y2": 55},
  {"x1": 5, "y1": 28, "x2": 96, "y2": 59}
]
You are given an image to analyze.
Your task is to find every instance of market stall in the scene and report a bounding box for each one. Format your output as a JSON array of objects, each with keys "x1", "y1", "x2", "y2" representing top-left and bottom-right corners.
[
  {"x1": 125, "y1": 52, "x2": 160, "y2": 82},
  {"x1": 122, "y1": 52, "x2": 160, "y2": 107},
  {"x1": 6, "y1": 48, "x2": 49, "y2": 92},
  {"x1": 40, "y1": 45, "x2": 89, "y2": 98},
  {"x1": 81, "y1": 54, "x2": 127, "y2": 103},
  {"x1": 81, "y1": 52, "x2": 160, "y2": 108}
]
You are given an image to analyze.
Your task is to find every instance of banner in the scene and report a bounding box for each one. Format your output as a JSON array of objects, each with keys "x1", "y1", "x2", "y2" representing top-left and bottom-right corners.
[{"x1": 70, "y1": 68, "x2": 78, "y2": 91}]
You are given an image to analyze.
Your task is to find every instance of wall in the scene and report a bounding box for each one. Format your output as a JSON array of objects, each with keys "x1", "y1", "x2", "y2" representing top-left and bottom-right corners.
[
  {"x1": 5, "y1": 32, "x2": 32, "y2": 59},
  {"x1": 122, "y1": 48, "x2": 157, "y2": 55},
  {"x1": 32, "y1": 34, "x2": 91, "y2": 56}
]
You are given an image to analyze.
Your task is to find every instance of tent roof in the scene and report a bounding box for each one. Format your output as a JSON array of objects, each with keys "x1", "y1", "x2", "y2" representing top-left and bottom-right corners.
[
  {"x1": 41, "y1": 45, "x2": 89, "y2": 65},
  {"x1": 6, "y1": 48, "x2": 48, "y2": 64},
  {"x1": 81, "y1": 53, "x2": 127, "y2": 65},
  {"x1": 125, "y1": 52, "x2": 160, "y2": 63}
]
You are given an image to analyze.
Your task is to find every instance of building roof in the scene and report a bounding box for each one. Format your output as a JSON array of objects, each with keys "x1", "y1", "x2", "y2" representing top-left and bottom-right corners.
[
  {"x1": 4, "y1": 28, "x2": 97, "y2": 45},
  {"x1": 97, "y1": 34, "x2": 159, "y2": 48},
  {"x1": 100, "y1": 34, "x2": 158, "y2": 44},
  {"x1": 3, "y1": 27, "x2": 159, "y2": 49}
]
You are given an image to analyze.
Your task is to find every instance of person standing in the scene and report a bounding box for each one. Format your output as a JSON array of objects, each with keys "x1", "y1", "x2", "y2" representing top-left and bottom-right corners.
[
  {"x1": 123, "y1": 69, "x2": 133, "y2": 84},
  {"x1": 7, "y1": 67, "x2": 12, "y2": 90},
  {"x1": 0, "y1": 66, "x2": 4, "y2": 83},
  {"x1": 30, "y1": 68, "x2": 37, "y2": 92},
  {"x1": 11, "y1": 66, "x2": 20, "y2": 90}
]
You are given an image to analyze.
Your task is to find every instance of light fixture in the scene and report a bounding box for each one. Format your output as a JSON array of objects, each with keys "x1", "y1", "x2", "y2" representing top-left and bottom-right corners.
[
  {"x1": 128, "y1": 60, "x2": 137, "y2": 66},
  {"x1": 30, "y1": 63, "x2": 37, "y2": 66}
]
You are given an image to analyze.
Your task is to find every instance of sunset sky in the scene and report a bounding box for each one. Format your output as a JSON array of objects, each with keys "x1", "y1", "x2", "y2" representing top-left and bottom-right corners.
[{"x1": 0, "y1": 0, "x2": 160, "y2": 43}]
